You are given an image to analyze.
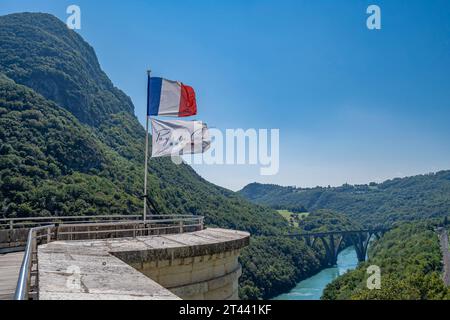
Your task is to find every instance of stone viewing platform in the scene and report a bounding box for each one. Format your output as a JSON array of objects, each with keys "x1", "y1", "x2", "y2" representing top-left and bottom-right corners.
[{"x1": 38, "y1": 228, "x2": 249, "y2": 300}]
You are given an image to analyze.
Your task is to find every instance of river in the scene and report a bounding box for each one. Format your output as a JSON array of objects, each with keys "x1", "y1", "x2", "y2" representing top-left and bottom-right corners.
[{"x1": 272, "y1": 246, "x2": 359, "y2": 300}]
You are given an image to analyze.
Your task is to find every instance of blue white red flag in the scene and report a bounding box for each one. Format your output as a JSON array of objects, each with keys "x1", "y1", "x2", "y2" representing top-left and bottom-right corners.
[{"x1": 147, "y1": 77, "x2": 197, "y2": 117}]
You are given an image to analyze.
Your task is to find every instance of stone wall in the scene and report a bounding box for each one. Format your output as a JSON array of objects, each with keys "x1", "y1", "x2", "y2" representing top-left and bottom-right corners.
[{"x1": 130, "y1": 249, "x2": 242, "y2": 300}]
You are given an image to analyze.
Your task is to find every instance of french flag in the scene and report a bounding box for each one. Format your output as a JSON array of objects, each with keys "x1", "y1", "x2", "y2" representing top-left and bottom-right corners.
[{"x1": 147, "y1": 77, "x2": 197, "y2": 117}]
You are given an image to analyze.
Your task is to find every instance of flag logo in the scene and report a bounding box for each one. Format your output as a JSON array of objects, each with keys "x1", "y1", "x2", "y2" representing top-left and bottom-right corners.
[{"x1": 151, "y1": 118, "x2": 210, "y2": 158}]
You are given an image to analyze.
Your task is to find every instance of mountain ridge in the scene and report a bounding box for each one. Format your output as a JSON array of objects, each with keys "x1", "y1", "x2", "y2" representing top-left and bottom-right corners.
[
  {"x1": 0, "y1": 12, "x2": 134, "y2": 127},
  {"x1": 239, "y1": 170, "x2": 450, "y2": 225}
]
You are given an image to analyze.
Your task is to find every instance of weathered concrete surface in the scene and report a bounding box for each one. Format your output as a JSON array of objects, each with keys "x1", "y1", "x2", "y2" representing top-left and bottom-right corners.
[
  {"x1": 0, "y1": 252, "x2": 23, "y2": 300},
  {"x1": 121, "y1": 229, "x2": 248, "y2": 300},
  {"x1": 38, "y1": 228, "x2": 249, "y2": 300}
]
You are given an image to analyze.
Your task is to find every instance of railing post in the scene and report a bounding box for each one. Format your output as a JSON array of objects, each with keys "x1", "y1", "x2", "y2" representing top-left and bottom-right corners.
[
  {"x1": 32, "y1": 231, "x2": 37, "y2": 262},
  {"x1": 179, "y1": 220, "x2": 184, "y2": 233},
  {"x1": 26, "y1": 268, "x2": 31, "y2": 300},
  {"x1": 47, "y1": 227, "x2": 51, "y2": 243},
  {"x1": 199, "y1": 217, "x2": 204, "y2": 231},
  {"x1": 9, "y1": 220, "x2": 13, "y2": 230}
]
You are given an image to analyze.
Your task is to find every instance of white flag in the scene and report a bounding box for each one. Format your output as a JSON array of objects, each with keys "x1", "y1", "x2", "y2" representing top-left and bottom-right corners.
[{"x1": 151, "y1": 118, "x2": 210, "y2": 158}]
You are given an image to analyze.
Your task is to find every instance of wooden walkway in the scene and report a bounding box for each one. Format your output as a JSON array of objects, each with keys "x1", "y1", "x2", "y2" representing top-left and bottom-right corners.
[{"x1": 0, "y1": 252, "x2": 23, "y2": 300}]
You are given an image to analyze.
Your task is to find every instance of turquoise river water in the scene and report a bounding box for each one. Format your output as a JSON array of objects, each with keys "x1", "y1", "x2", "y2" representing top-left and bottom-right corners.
[{"x1": 272, "y1": 246, "x2": 359, "y2": 300}]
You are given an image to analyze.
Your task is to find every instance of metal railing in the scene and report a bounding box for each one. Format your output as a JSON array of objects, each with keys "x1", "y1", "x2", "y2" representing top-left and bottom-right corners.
[
  {"x1": 0, "y1": 215, "x2": 143, "y2": 230},
  {"x1": 14, "y1": 225, "x2": 55, "y2": 300},
  {"x1": 12, "y1": 215, "x2": 204, "y2": 300},
  {"x1": 55, "y1": 216, "x2": 204, "y2": 241},
  {"x1": 0, "y1": 214, "x2": 202, "y2": 229}
]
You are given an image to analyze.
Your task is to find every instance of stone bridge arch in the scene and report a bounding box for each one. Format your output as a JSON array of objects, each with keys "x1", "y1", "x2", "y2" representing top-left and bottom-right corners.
[{"x1": 288, "y1": 228, "x2": 389, "y2": 266}]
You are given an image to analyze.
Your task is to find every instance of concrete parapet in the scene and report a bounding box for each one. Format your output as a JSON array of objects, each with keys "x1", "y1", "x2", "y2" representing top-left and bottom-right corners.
[{"x1": 38, "y1": 228, "x2": 249, "y2": 300}]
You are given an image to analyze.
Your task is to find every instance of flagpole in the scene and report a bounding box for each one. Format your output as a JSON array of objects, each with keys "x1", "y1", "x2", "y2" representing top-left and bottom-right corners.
[{"x1": 143, "y1": 70, "x2": 151, "y2": 222}]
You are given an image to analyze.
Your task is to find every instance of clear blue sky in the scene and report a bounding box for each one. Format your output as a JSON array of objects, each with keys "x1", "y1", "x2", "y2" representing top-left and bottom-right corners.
[{"x1": 2, "y1": 0, "x2": 450, "y2": 190}]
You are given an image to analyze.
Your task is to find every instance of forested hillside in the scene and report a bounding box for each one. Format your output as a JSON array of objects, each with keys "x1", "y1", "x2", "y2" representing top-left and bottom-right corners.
[
  {"x1": 0, "y1": 12, "x2": 134, "y2": 127},
  {"x1": 0, "y1": 74, "x2": 142, "y2": 216},
  {"x1": 240, "y1": 172, "x2": 450, "y2": 226},
  {"x1": 322, "y1": 222, "x2": 450, "y2": 300}
]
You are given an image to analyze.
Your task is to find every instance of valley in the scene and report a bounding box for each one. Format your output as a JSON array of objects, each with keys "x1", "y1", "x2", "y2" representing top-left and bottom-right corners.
[{"x1": 239, "y1": 178, "x2": 450, "y2": 299}]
